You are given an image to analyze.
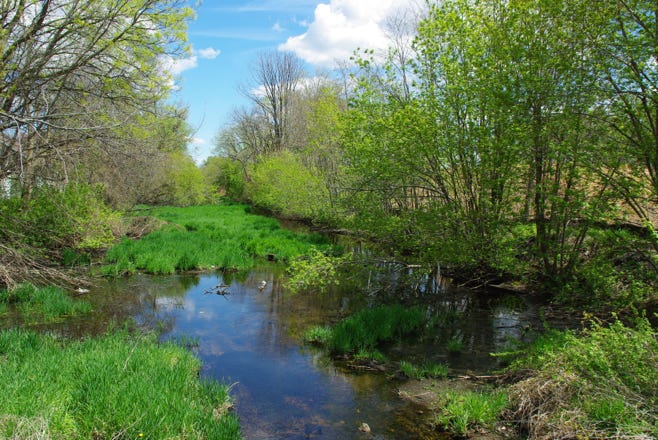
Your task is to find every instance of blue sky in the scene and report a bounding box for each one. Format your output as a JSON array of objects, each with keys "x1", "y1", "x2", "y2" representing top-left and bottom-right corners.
[{"x1": 170, "y1": 0, "x2": 419, "y2": 163}]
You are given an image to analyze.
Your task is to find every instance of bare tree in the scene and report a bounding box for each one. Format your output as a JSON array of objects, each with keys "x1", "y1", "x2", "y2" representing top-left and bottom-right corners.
[
  {"x1": 242, "y1": 50, "x2": 305, "y2": 152},
  {"x1": 0, "y1": 0, "x2": 191, "y2": 195}
]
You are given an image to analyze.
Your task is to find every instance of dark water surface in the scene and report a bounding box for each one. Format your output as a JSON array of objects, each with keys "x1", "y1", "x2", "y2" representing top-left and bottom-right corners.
[{"x1": 20, "y1": 267, "x2": 543, "y2": 439}]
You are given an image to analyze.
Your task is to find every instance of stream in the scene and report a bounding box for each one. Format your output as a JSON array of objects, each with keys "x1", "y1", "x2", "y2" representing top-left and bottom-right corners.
[{"x1": 18, "y1": 265, "x2": 544, "y2": 439}]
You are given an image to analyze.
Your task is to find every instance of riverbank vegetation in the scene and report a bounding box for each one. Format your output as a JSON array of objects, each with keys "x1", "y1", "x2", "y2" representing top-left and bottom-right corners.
[
  {"x1": 103, "y1": 204, "x2": 333, "y2": 275},
  {"x1": 1, "y1": 0, "x2": 657, "y2": 439},
  {"x1": 0, "y1": 329, "x2": 241, "y2": 439}
]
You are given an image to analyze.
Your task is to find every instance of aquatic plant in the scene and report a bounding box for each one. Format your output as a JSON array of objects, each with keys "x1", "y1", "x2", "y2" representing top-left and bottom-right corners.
[
  {"x1": 329, "y1": 304, "x2": 426, "y2": 355},
  {"x1": 0, "y1": 329, "x2": 241, "y2": 439},
  {"x1": 303, "y1": 325, "x2": 333, "y2": 345},
  {"x1": 399, "y1": 361, "x2": 448, "y2": 380}
]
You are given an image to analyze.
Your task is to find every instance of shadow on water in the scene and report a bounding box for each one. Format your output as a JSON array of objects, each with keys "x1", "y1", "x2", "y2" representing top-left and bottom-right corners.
[{"x1": 13, "y1": 267, "x2": 546, "y2": 439}]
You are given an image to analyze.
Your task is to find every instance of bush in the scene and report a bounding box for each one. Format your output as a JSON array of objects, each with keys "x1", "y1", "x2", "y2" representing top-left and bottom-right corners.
[{"x1": 246, "y1": 151, "x2": 331, "y2": 219}]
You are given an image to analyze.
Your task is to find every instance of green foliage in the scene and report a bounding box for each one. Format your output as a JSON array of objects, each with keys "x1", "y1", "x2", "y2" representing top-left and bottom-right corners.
[
  {"x1": 399, "y1": 361, "x2": 448, "y2": 380},
  {"x1": 302, "y1": 325, "x2": 333, "y2": 346},
  {"x1": 329, "y1": 305, "x2": 426, "y2": 355},
  {"x1": 0, "y1": 183, "x2": 120, "y2": 251},
  {"x1": 103, "y1": 204, "x2": 331, "y2": 275},
  {"x1": 0, "y1": 329, "x2": 241, "y2": 439},
  {"x1": 446, "y1": 336, "x2": 464, "y2": 354},
  {"x1": 0, "y1": 283, "x2": 91, "y2": 323},
  {"x1": 202, "y1": 157, "x2": 246, "y2": 201},
  {"x1": 435, "y1": 389, "x2": 508, "y2": 435},
  {"x1": 158, "y1": 151, "x2": 209, "y2": 206},
  {"x1": 247, "y1": 151, "x2": 331, "y2": 219},
  {"x1": 504, "y1": 318, "x2": 658, "y2": 438},
  {"x1": 286, "y1": 248, "x2": 351, "y2": 293}
]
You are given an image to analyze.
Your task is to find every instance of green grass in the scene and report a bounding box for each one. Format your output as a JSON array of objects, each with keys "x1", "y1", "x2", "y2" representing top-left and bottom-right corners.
[
  {"x1": 399, "y1": 361, "x2": 448, "y2": 380},
  {"x1": 0, "y1": 283, "x2": 92, "y2": 323},
  {"x1": 103, "y1": 204, "x2": 332, "y2": 275},
  {"x1": 330, "y1": 304, "x2": 426, "y2": 355},
  {"x1": 435, "y1": 389, "x2": 508, "y2": 435},
  {"x1": 303, "y1": 325, "x2": 333, "y2": 346},
  {"x1": 0, "y1": 329, "x2": 242, "y2": 439},
  {"x1": 502, "y1": 317, "x2": 658, "y2": 439}
]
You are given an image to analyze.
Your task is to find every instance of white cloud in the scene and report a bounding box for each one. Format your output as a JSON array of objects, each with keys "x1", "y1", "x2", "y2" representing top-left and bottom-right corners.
[
  {"x1": 198, "y1": 47, "x2": 221, "y2": 59},
  {"x1": 272, "y1": 21, "x2": 284, "y2": 32},
  {"x1": 190, "y1": 137, "x2": 207, "y2": 145},
  {"x1": 279, "y1": 0, "x2": 419, "y2": 68},
  {"x1": 161, "y1": 54, "x2": 198, "y2": 76}
]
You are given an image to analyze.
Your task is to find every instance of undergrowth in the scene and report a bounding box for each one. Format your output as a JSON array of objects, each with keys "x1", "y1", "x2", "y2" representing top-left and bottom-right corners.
[{"x1": 502, "y1": 317, "x2": 657, "y2": 440}]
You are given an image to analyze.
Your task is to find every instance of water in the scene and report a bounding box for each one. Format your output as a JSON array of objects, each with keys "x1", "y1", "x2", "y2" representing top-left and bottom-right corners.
[{"x1": 16, "y1": 267, "x2": 543, "y2": 439}]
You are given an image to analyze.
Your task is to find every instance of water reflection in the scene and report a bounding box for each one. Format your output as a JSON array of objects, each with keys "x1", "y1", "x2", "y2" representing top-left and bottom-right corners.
[{"x1": 9, "y1": 269, "x2": 543, "y2": 439}]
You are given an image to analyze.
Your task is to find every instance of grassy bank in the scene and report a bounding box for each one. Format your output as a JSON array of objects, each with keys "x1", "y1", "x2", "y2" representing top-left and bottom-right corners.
[
  {"x1": 500, "y1": 317, "x2": 657, "y2": 440},
  {"x1": 0, "y1": 283, "x2": 91, "y2": 324},
  {"x1": 0, "y1": 283, "x2": 242, "y2": 439},
  {"x1": 103, "y1": 204, "x2": 332, "y2": 275},
  {"x1": 0, "y1": 329, "x2": 241, "y2": 439}
]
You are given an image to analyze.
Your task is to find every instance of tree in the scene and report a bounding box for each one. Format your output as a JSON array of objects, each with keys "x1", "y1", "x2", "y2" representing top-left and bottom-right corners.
[
  {"x1": 0, "y1": 0, "x2": 193, "y2": 196},
  {"x1": 242, "y1": 50, "x2": 305, "y2": 152}
]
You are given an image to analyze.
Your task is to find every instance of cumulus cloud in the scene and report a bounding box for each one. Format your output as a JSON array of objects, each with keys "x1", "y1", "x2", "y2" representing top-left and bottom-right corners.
[
  {"x1": 279, "y1": 0, "x2": 419, "y2": 68},
  {"x1": 198, "y1": 47, "x2": 221, "y2": 59},
  {"x1": 161, "y1": 54, "x2": 198, "y2": 75}
]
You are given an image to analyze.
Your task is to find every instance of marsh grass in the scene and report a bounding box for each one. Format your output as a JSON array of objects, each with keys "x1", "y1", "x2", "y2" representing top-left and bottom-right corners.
[
  {"x1": 330, "y1": 305, "x2": 426, "y2": 355},
  {"x1": 0, "y1": 283, "x2": 91, "y2": 323},
  {"x1": 103, "y1": 204, "x2": 332, "y2": 275},
  {"x1": 0, "y1": 329, "x2": 241, "y2": 439},
  {"x1": 303, "y1": 325, "x2": 333, "y2": 346}
]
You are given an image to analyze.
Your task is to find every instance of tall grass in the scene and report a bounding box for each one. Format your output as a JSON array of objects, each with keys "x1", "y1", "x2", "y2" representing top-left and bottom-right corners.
[
  {"x1": 0, "y1": 329, "x2": 242, "y2": 439},
  {"x1": 0, "y1": 283, "x2": 91, "y2": 323},
  {"x1": 330, "y1": 304, "x2": 426, "y2": 355},
  {"x1": 104, "y1": 204, "x2": 332, "y2": 275}
]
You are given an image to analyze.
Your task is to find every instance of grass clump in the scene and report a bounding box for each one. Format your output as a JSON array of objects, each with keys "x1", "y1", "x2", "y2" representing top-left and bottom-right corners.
[
  {"x1": 103, "y1": 204, "x2": 333, "y2": 275},
  {"x1": 0, "y1": 283, "x2": 91, "y2": 323},
  {"x1": 0, "y1": 329, "x2": 241, "y2": 440},
  {"x1": 502, "y1": 317, "x2": 658, "y2": 440},
  {"x1": 435, "y1": 389, "x2": 508, "y2": 435},
  {"x1": 303, "y1": 325, "x2": 333, "y2": 346},
  {"x1": 330, "y1": 304, "x2": 426, "y2": 355},
  {"x1": 399, "y1": 361, "x2": 448, "y2": 380}
]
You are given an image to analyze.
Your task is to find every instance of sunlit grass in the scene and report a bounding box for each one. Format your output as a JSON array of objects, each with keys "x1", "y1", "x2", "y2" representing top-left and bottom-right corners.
[
  {"x1": 435, "y1": 389, "x2": 508, "y2": 435},
  {"x1": 0, "y1": 329, "x2": 242, "y2": 439},
  {"x1": 0, "y1": 283, "x2": 91, "y2": 323},
  {"x1": 103, "y1": 204, "x2": 333, "y2": 275}
]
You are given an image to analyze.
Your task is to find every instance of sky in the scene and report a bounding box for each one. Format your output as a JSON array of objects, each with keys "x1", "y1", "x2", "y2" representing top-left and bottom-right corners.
[{"x1": 169, "y1": 0, "x2": 419, "y2": 164}]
